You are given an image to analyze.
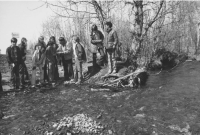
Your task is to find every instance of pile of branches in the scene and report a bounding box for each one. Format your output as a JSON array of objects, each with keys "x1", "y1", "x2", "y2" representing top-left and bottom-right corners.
[{"x1": 98, "y1": 67, "x2": 148, "y2": 88}]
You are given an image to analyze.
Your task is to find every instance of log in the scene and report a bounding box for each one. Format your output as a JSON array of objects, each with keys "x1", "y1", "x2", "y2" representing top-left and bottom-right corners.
[{"x1": 110, "y1": 68, "x2": 146, "y2": 83}]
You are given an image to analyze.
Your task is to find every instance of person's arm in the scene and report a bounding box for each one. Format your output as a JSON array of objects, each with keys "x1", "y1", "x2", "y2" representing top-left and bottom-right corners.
[
  {"x1": 32, "y1": 50, "x2": 37, "y2": 69},
  {"x1": 63, "y1": 42, "x2": 72, "y2": 54},
  {"x1": 6, "y1": 47, "x2": 12, "y2": 64},
  {"x1": 113, "y1": 31, "x2": 119, "y2": 48},
  {"x1": 91, "y1": 31, "x2": 104, "y2": 44}
]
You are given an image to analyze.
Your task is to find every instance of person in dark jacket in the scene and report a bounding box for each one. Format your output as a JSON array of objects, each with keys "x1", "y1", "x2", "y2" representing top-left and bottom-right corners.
[
  {"x1": 104, "y1": 21, "x2": 119, "y2": 74},
  {"x1": 72, "y1": 35, "x2": 86, "y2": 84},
  {"x1": 49, "y1": 36, "x2": 59, "y2": 82},
  {"x1": 46, "y1": 41, "x2": 56, "y2": 83},
  {"x1": 18, "y1": 37, "x2": 29, "y2": 84},
  {"x1": 6, "y1": 37, "x2": 22, "y2": 89},
  {"x1": 90, "y1": 24, "x2": 106, "y2": 67}
]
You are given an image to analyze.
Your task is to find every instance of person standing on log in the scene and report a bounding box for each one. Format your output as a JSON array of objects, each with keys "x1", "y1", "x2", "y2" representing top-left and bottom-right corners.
[
  {"x1": 57, "y1": 37, "x2": 74, "y2": 82},
  {"x1": 104, "y1": 21, "x2": 119, "y2": 74},
  {"x1": 90, "y1": 24, "x2": 106, "y2": 69},
  {"x1": 6, "y1": 38, "x2": 23, "y2": 89}
]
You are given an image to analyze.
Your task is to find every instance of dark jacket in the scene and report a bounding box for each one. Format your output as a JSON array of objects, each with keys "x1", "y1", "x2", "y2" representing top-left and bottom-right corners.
[
  {"x1": 6, "y1": 45, "x2": 22, "y2": 65},
  {"x1": 105, "y1": 29, "x2": 118, "y2": 49},
  {"x1": 18, "y1": 43, "x2": 26, "y2": 61},
  {"x1": 91, "y1": 30, "x2": 104, "y2": 48},
  {"x1": 46, "y1": 45, "x2": 56, "y2": 63},
  {"x1": 75, "y1": 43, "x2": 86, "y2": 62}
]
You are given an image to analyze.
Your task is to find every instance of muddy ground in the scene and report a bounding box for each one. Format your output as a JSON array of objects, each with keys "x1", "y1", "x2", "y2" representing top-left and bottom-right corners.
[{"x1": 1, "y1": 53, "x2": 200, "y2": 135}]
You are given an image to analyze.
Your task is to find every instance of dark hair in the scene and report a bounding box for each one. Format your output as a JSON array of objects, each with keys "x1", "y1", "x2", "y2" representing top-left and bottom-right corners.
[
  {"x1": 91, "y1": 24, "x2": 98, "y2": 31},
  {"x1": 105, "y1": 21, "x2": 112, "y2": 28},
  {"x1": 50, "y1": 36, "x2": 56, "y2": 43},
  {"x1": 72, "y1": 35, "x2": 80, "y2": 43},
  {"x1": 21, "y1": 37, "x2": 27, "y2": 43},
  {"x1": 11, "y1": 37, "x2": 17, "y2": 43},
  {"x1": 59, "y1": 37, "x2": 65, "y2": 41},
  {"x1": 47, "y1": 41, "x2": 54, "y2": 46}
]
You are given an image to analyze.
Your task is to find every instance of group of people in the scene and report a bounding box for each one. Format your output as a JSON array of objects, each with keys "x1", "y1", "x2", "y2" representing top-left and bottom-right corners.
[{"x1": 6, "y1": 21, "x2": 119, "y2": 90}]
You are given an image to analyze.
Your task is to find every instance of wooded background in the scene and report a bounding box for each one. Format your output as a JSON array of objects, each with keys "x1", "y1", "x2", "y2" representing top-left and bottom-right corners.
[{"x1": 29, "y1": 0, "x2": 200, "y2": 66}]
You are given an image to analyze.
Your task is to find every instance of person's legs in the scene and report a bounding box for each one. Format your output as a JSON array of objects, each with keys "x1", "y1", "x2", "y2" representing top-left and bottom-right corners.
[
  {"x1": 48, "y1": 62, "x2": 54, "y2": 82},
  {"x1": 14, "y1": 64, "x2": 20, "y2": 89},
  {"x1": 67, "y1": 59, "x2": 74, "y2": 80},
  {"x1": 31, "y1": 68, "x2": 36, "y2": 86},
  {"x1": 10, "y1": 65, "x2": 15, "y2": 88},
  {"x1": 39, "y1": 65, "x2": 44, "y2": 84},
  {"x1": 43, "y1": 62, "x2": 49, "y2": 82},
  {"x1": 63, "y1": 60, "x2": 69, "y2": 81},
  {"x1": 98, "y1": 47, "x2": 106, "y2": 66},
  {"x1": 23, "y1": 63, "x2": 29, "y2": 80},
  {"x1": 74, "y1": 60, "x2": 78, "y2": 82},
  {"x1": 111, "y1": 49, "x2": 117, "y2": 73},
  {"x1": 19, "y1": 63, "x2": 25, "y2": 87},
  {"x1": 77, "y1": 60, "x2": 83, "y2": 83},
  {"x1": 106, "y1": 50, "x2": 113, "y2": 74}
]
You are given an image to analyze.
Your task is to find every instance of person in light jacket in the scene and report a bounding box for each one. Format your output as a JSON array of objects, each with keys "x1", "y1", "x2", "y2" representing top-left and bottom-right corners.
[
  {"x1": 72, "y1": 35, "x2": 86, "y2": 84},
  {"x1": 31, "y1": 45, "x2": 46, "y2": 88},
  {"x1": 104, "y1": 21, "x2": 119, "y2": 74},
  {"x1": 57, "y1": 37, "x2": 74, "y2": 81}
]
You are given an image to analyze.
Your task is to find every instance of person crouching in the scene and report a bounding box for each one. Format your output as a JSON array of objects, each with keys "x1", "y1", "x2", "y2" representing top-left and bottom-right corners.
[
  {"x1": 31, "y1": 45, "x2": 46, "y2": 88},
  {"x1": 72, "y1": 36, "x2": 86, "y2": 84}
]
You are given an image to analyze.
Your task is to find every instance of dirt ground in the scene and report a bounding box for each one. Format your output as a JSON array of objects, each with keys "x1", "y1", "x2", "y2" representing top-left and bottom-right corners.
[{"x1": 1, "y1": 53, "x2": 200, "y2": 135}]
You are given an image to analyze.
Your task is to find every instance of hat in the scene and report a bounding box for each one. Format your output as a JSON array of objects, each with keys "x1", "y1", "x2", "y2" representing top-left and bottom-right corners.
[{"x1": 59, "y1": 37, "x2": 65, "y2": 41}]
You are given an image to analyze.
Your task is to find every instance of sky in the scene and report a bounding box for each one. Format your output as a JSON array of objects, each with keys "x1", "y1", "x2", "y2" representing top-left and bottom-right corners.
[{"x1": 0, "y1": 1, "x2": 54, "y2": 54}]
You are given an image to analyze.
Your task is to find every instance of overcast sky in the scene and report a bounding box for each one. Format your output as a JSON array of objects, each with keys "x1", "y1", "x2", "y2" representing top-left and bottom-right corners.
[{"x1": 0, "y1": 1, "x2": 54, "y2": 54}]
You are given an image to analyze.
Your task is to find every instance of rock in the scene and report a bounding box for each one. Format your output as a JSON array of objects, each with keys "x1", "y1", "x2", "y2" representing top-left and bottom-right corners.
[{"x1": 108, "y1": 130, "x2": 113, "y2": 134}]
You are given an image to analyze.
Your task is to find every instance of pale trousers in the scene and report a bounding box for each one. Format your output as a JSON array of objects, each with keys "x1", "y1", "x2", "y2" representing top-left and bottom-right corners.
[{"x1": 31, "y1": 65, "x2": 44, "y2": 85}]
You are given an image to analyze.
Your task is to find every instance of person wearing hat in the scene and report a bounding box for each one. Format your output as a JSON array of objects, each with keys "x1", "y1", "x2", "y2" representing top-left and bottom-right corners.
[
  {"x1": 90, "y1": 24, "x2": 106, "y2": 69},
  {"x1": 104, "y1": 21, "x2": 119, "y2": 74},
  {"x1": 31, "y1": 44, "x2": 46, "y2": 88},
  {"x1": 6, "y1": 37, "x2": 23, "y2": 89},
  {"x1": 57, "y1": 37, "x2": 74, "y2": 82}
]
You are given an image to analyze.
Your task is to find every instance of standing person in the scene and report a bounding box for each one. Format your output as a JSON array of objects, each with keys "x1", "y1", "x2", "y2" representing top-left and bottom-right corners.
[
  {"x1": 57, "y1": 37, "x2": 74, "y2": 82},
  {"x1": 90, "y1": 24, "x2": 105, "y2": 68},
  {"x1": 49, "y1": 36, "x2": 59, "y2": 82},
  {"x1": 31, "y1": 45, "x2": 46, "y2": 88},
  {"x1": 18, "y1": 37, "x2": 29, "y2": 84},
  {"x1": 6, "y1": 38, "x2": 23, "y2": 89},
  {"x1": 72, "y1": 35, "x2": 86, "y2": 84},
  {"x1": 46, "y1": 41, "x2": 56, "y2": 83},
  {"x1": 104, "y1": 21, "x2": 119, "y2": 74},
  {"x1": 35, "y1": 36, "x2": 49, "y2": 83}
]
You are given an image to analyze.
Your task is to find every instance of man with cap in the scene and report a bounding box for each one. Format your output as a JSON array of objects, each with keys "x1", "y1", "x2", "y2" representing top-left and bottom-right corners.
[
  {"x1": 6, "y1": 37, "x2": 23, "y2": 89},
  {"x1": 104, "y1": 21, "x2": 119, "y2": 74},
  {"x1": 57, "y1": 37, "x2": 74, "y2": 82},
  {"x1": 90, "y1": 24, "x2": 106, "y2": 68}
]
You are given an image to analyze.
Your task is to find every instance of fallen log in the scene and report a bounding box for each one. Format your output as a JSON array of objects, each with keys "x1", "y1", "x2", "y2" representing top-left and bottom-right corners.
[{"x1": 110, "y1": 68, "x2": 146, "y2": 83}]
